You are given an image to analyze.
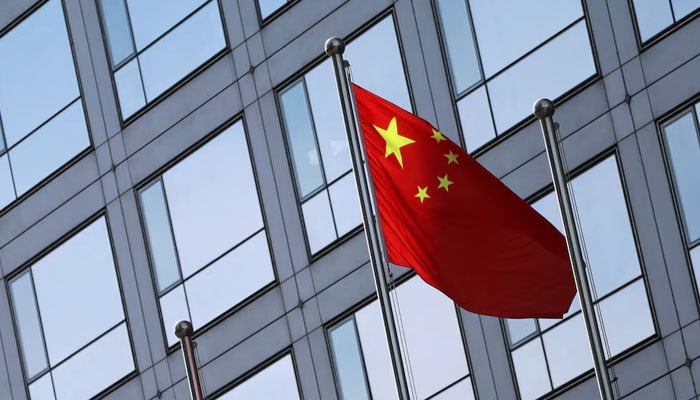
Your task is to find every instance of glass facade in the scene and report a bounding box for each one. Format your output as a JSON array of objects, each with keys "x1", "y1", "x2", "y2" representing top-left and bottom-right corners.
[
  {"x1": 279, "y1": 15, "x2": 409, "y2": 254},
  {"x1": 434, "y1": 0, "x2": 596, "y2": 151},
  {"x1": 97, "y1": 0, "x2": 226, "y2": 119},
  {"x1": 258, "y1": 0, "x2": 292, "y2": 19},
  {"x1": 506, "y1": 156, "x2": 655, "y2": 399},
  {"x1": 631, "y1": 0, "x2": 700, "y2": 42},
  {"x1": 216, "y1": 354, "x2": 300, "y2": 399},
  {"x1": 0, "y1": 0, "x2": 90, "y2": 210}
]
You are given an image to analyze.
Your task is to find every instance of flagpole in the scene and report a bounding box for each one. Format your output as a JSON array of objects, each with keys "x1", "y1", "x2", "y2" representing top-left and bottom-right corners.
[
  {"x1": 325, "y1": 37, "x2": 412, "y2": 400},
  {"x1": 534, "y1": 99, "x2": 615, "y2": 400},
  {"x1": 175, "y1": 320, "x2": 205, "y2": 400}
]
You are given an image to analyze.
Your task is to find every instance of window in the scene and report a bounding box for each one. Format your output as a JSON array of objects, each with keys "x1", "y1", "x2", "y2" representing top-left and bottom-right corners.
[
  {"x1": 9, "y1": 217, "x2": 133, "y2": 400},
  {"x1": 97, "y1": 0, "x2": 226, "y2": 119},
  {"x1": 434, "y1": 0, "x2": 596, "y2": 151},
  {"x1": 216, "y1": 354, "x2": 300, "y2": 399},
  {"x1": 138, "y1": 121, "x2": 274, "y2": 347},
  {"x1": 661, "y1": 102, "x2": 700, "y2": 294},
  {"x1": 279, "y1": 16, "x2": 410, "y2": 254},
  {"x1": 0, "y1": 0, "x2": 90, "y2": 210},
  {"x1": 631, "y1": 0, "x2": 700, "y2": 43},
  {"x1": 258, "y1": 0, "x2": 292, "y2": 20},
  {"x1": 505, "y1": 156, "x2": 654, "y2": 399},
  {"x1": 328, "y1": 276, "x2": 475, "y2": 400}
]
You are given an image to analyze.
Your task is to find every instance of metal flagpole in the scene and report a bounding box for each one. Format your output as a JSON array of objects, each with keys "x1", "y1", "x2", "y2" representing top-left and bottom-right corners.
[
  {"x1": 175, "y1": 320, "x2": 205, "y2": 400},
  {"x1": 325, "y1": 37, "x2": 412, "y2": 400},
  {"x1": 534, "y1": 99, "x2": 615, "y2": 400}
]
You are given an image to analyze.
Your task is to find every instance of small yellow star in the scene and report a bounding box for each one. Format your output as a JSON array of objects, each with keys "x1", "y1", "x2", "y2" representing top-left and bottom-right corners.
[
  {"x1": 431, "y1": 129, "x2": 446, "y2": 143},
  {"x1": 415, "y1": 186, "x2": 430, "y2": 203},
  {"x1": 373, "y1": 117, "x2": 415, "y2": 168},
  {"x1": 444, "y1": 150, "x2": 459, "y2": 165},
  {"x1": 437, "y1": 174, "x2": 453, "y2": 192}
]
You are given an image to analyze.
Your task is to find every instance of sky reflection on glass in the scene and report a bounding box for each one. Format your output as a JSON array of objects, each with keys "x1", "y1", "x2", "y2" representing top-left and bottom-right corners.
[{"x1": 218, "y1": 355, "x2": 300, "y2": 400}]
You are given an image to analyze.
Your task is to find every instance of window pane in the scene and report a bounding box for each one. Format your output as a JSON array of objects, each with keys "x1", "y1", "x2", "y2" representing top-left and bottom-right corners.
[
  {"x1": 160, "y1": 285, "x2": 190, "y2": 347},
  {"x1": 29, "y1": 373, "x2": 55, "y2": 400},
  {"x1": 218, "y1": 355, "x2": 301, "y2": 400},
  {"x1": 32, "y1": 219, "x2": 124, "y2": 365},
  {"x1": 125, "y1": 0, "x2": 207, "y2": 50},
  {"x1": 542, "y1": 315, "x2": 590, "y2": 386},
  {"x1": 114, "y1": 58, "x2": 146, "y2": 119},
  {"x1": 488, "y1": 21, "x2": 595, "y2": 133},
  {"x1": 457, "y1": 86, "x2": 495, "y2": 151},
  {"x1": 52, "y1": 323, "x2": 133, "y2": 400},
  {"x1": 329, "y1": 318, "x2": 371, "y2": 400},
  {"x1": 469, "y1": 0, "x2": 583, "y2": 76},
  {"x1": 10, "y1": 100, "x2": 89, "y2": 196},
  {"x1": 280, "y1": 81, "x2": 324, "y2": 197},
  {"x1": 512, "y1": 339, "x2": 551, "y2": 400},
  {"x1": 354, "y1": 302, "x2": 399, "y2": 400},
  {"x1": 432, "y1": 378, "x2": 475, "y2": 400},
  {"x1": 435, "y1": 0, "x2": 481, "y2": 94},
  {"x1": 0, "y1": 0, "x2": 79, "y2": 145},
  {"x1": 0, "y1": 155, "x2": 16, "y2": 209},
  {"x1": 672, "y1": 0, "x2": 700, "y2": 20},
  {"x1": 597, "y1": 279, "x2": 654, "y2": 357},
  {"x1": 506, "y1": 318, "x2": 537, "y2": 346},
  {"x1": 9, "y1": 272, "x2": 48, "y2": 378},
  {"x1": 345, "y1": 17, "x2": 410, "y2": 111},
  {"x1": 98, "y1": 0, "x2": 134, "y2": 66},
  {"x1": 663, "y1": 112, "x2": 700, "y2": 243},
  {"x1": 164, "y1": 123, "x2": 263, "y2": 278},
  {"x1": 692, "y1": 246, "x2": 700, "y2": 290},
  {"x1": 632, "y1": 0, "x2": 674, "y2": 41},
  {"x1": 306, "y1": 60, "x2": 351, "y2": 183},
  {"x1": 328, "y1": 173, "x2": 362, "y2": 237},
  {"x1": 140, "y1": 180, "x2": 181, "y2": 293},
  {"x1": 259, "y1": 0, "x2": 287, "y2": 19},
  {"x1": 571, "y1": 156, "x2": 641, "y2": 296},
  {"x1": 302, "y1": 190, "x2": 336, "y2": 253},
  {"x1": 185, "y1": 231, "x2": 273, "y2": 328},
  {"x1": 138, "y1": 2, "x2": 225, "y2": 101}
]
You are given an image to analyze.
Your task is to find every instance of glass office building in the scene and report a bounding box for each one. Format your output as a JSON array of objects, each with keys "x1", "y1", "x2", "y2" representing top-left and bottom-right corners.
[{"x1": 0, "y1": 0, "x2": 699, "y2": 398}]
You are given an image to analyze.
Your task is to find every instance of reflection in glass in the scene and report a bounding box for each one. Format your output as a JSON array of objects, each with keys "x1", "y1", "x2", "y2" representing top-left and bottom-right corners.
[
  {"x1": 138, "y1": 2, "x2": 225, "y2": 101},
  {"x1": 218, "y1": 355, "x2": 300, "y2": 400},
  {"x1": 328, "y1": 173, "x2": 362, "y2": 237},
  {"x1": 259, "y1": 0, "x2": 287, "y2": 19},
  {"x1": 457, "y1": 86, "x2": 495, "y2": 151},
  {"x1": 10, "y1": 272, "x2": 48, "y2": 378},
  {"x1": 512, "y1": 339, "x2": 551, "y2": 400},
  {"x1": 434, "y1": 0, "x2": 481, "y2": 94},
  {"x1": 98, "y1": 0, "x2": 134, "y2": 66},
  {"x1": 164, "y1": 123, "x2": 263, "y2": 278},
  {"x1": 329, "y1": 318, "x2": 371, "y2": 400},
  {"x1": 692, "y1": 247, "x2": 700, "y2": 290},
  {"x1": 126, "y1": 0, "x2": 206, "y2": 50},
  {"x1": 140, "y1": 180, "x2": 181, "y2": 292},
  {"x1": 597, "y1": 279, "x2": 654, "y2": 357},
  {"x1": 488, "y1": 21, "x2": 595, "y2": 133},
  {"x1": 632, "y1": 0, "x2": 674, "y2": 41},
  {"x1": 302, "y1": 190, "x2": 336, "y2": 253},
  {"x1": 354, "y1": 302, "x2": 399, "y2": 400},
  {"x1": 672, "y1": 0, "x2": 700, "y2": 20},
  {"x1": 542, "y1": 315, "x2": 589, "y2": 386},
  {"x1": 160, "y1": 285, "x2": 190, "y2": 347},
  {"x1": 506, "y1": 318, "x2": 537, "y2": 345},
  {"x1": 28, "y1": 373, "x2": 55, "y2": 400},
  {"x1": 52, "y1": 323, "x2": 133, "y2": 400},
  {"x1": 432, "y1": 378, "x2": 475, "y2": 400},
  {"x1": 663, "y1": 111, "x2": 700, "y2": 243},
  {"x1": 10, "y1": 100, "x2": 89, "y2": 195},
  {"x1": 114, "y1": 59, "x2": 146, "y2": 119},
  {"x1": 280, "y1": 82, "x2": 324, "y2": 197},
  {"x1": 0, "y1": 155, "x2": 16, "y2": 209}
]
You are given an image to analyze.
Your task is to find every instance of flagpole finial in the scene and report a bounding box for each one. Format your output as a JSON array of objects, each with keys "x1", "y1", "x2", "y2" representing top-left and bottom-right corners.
[
  {"x1": 533, "y1": 98, "x2": 554, "y2": 118},
  {"x1": 174, "y1": 320, "x2": 194, "y2": 339},
  {"x1": 325, "y1": 37, "x2": 345, "y2": 56}
]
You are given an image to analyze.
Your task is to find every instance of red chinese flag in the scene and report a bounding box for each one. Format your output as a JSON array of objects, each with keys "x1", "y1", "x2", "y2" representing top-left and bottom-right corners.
[{"x1": 353, "y1": 84, "x2": 575, "y2": 318}]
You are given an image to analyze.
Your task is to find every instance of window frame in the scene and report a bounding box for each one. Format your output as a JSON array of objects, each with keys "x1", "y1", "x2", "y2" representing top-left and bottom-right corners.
[
  {"x1": 628, "y1": 0, "x2": 700, "y2": 50},
  {"x1": 256, "y1": 0, "x2": 298, "y2": 25}
]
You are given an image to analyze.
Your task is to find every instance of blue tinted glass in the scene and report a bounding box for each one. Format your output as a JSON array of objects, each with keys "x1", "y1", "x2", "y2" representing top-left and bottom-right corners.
[
  {"x1": 354, "y1": 302, "x2": 399, "y2": 399},
  {"x1": 160, "y1": 285, "x2": 190, "y2": 347},
  {"x1": 138, "y1": 2, "x2": 225, "y2": 101},
  {"x1": 328, "y1": 173, "x2": 362, "y2": 237},
  {"x1": 511, "y1": 339, "x2": 551, "y2": 399},
  {"x1": 28, "y1": 373, "x2": 55, "y2": 400},
  {"x1": 0, "y1": 155, "x2": 16, "y2": 209},
  {"x1": 114, "y1": 58, "x2": 146, "y2": 119},
  {"x1": 435, "y1": 0, "x2": 481, "y2": 93},
  {"x1": 32, "y1": 218, "x2": 124, "y2": 365},
  {"x1": 9, "y1": 100, "x2": 89, "y2": 195},
  {"x1": 432, "y1": 378, "x2": 475, "y2": 400},
  {"x1": 542, "y1": 315, "x2": 590, "y2": 386},
  {"x1": 330, "y1": 319, "x2": 371, "y2": 400},
  {"x1": 672, "y1": 0, "x2": 700, "y2": 19},
  {"x1": 506, "y1": 318, "x2": 537, "y2": 345},
  {"x1": 632, "y1": 0, "x2": 674, "y2": 41},
  {"x1": 259, "y1": 0, "x2": 287, "y2": 19},
  {"x1": 280, "y1": 82, "x2": 324, "y2": 197},
  {"x1": 98, "y1": 0, "x2": 134, "y2": 66},
  {"x1": 597, "y1": 279, "x2": 654, "y2": 357},
  {"x1": 140, "y1": 180, "x2": 181, "y2": 292},
  {"x1": 469, "y1": 0, "x2": 582, "y2": 76},
  {"x1": 52, "y1": 323, "x2": 133, "y2": 400},
  {"x1": 163, "y1": 123, "x2": 263, "y2": 278},
  {"x1": 663, "y1": 112, "x2": 700, "y2": 243},
  {"x1": 10, "y1": 272, "x2": 48, "y2": 378},
  {"x1": 457, "y1": 86, "x2": 496, "y2": 151},
  {"x1": 218, "y1": 355, "x2": 301, "y2": 400},
  {"x1": 488, "y1": 21, "x2": 595, "y2": 133},
  {"x1": 126, "y1": 0, "x2": 206, "y2": 50},
  {"x1": 0, "y1": 0, "x2": 80, "y2": 146},
  {"x1": 302, "y1": 190, "x2": 336, "y2": 253},
  {"x1": 691, "y1": 246, "x2": 700, "y2": 290}
]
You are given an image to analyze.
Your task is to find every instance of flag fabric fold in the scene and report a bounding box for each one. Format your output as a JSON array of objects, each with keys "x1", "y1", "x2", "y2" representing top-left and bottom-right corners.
[{"x1": 352, "y1": 83, "x2": 576, "y2": 318}]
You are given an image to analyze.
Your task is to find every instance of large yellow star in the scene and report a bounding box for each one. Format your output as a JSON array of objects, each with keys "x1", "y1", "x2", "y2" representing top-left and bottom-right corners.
[
  {"x1": 444, "y1": 150, "x2": 459, "y2": 165},
  {"x1": 431, "y1": 129, "x2": 446, "y2": 143},
  {"x1": 415, "y1": 186, "x2": 430, "y2": 203},
  {"x1": 437, "y1": 174, "x2": 453, "y2": 192},
  {"x1": 373, "y1": 117, "x2": 415, "y2": 168}
]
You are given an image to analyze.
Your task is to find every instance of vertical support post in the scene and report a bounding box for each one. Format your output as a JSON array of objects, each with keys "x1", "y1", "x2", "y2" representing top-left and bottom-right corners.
[
  {"x1": 175, "y1": 320, "x2": 205, "y2": 400},
  {"x1": 325, "y1": 37, "x2": 411, "y2": 400},
  {"x1": 534, "y1": 99, "x2": 615, "y2": 400}
]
